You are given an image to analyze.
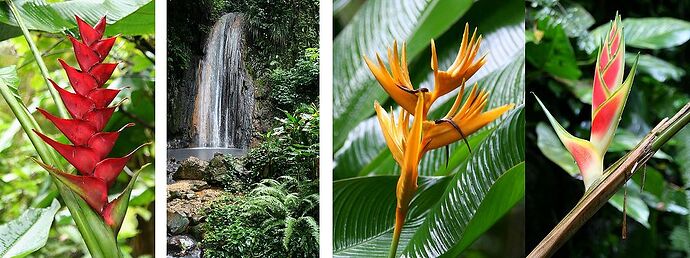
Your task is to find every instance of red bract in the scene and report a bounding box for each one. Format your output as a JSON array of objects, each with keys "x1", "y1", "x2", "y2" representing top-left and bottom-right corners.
[
  {"x1": 33, "y1": 16, "x2": 144, "y2": 228},
  {"x1": 535, "y1": 14, "x2": 638, "y2": 190}
]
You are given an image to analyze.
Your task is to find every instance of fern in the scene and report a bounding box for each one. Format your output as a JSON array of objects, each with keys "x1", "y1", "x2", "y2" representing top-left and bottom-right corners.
[{"x1": 204, "y1": 176, "x2": 319, "y2": 257}]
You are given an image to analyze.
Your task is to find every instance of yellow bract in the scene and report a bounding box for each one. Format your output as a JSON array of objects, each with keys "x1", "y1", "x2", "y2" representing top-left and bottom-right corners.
[{"x1": 366, "y1": 24, "x2": 515, "y2": 257}]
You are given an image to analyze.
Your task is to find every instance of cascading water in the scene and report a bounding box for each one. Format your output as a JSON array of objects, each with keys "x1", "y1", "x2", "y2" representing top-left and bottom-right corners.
[{"x1": 192, "y1": 13, "x2": 254, "y2": 149}]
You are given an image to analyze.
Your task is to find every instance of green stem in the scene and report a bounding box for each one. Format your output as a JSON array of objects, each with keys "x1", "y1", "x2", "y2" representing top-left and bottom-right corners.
[
  {"x1": 6, "y1": 0, "x2": 68, "y2": 118},
  {"x1": 389, "y1": 232, "x2": 401, "y2": 258},
  {"x1": 388, "y1": 206, "x2": 407, "y2": 258},
  {"x1": 652, "y1": 109, "x2": 690, "y2": 150}
]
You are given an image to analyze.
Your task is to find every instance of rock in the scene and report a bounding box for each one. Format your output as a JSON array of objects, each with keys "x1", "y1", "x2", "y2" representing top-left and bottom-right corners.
[
  {"x1": 168, "y1": 188, "x2": 226, "y2": 225},
  {"x1": 167, "y1": 159, "x2": 181, "y2": 184},
  {"x1": 205, "y1": 154, "x2": 254, "y2": 192},
  {"x1": 174, "y1": 157, "x2": 207, "y2": 180},
  {"x1": 190, "y1": 223, "x2": 206, "y2": 239},
  {"x1": 204, "y1": 154, "x2": 233, "y2": 185},
  {"x1": 168, "y1": 180, "x2": 209, "y2": 199},
  {"x1": 167, "y1": 211, "x2": 190, "y2": 234},
  {"x1": 168, "y1": 235, "x2": 202, "y2": 258}
]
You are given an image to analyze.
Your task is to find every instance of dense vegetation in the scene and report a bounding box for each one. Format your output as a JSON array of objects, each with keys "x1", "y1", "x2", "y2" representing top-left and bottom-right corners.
[
  {"x1": 203, "y1": 104, "x2": 320, "y2": 257},
  {"x1": 526, "y1": 0, "x2": 690, "y2": 256},
  {"x1": 204, "y1": 176, "x2": 319, "y2": 257}
]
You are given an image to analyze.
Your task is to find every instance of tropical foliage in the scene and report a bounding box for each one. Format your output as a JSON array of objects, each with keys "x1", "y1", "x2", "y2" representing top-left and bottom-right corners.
[
  {"x1": 527, "y1": 0, "x2": 690, "y2": 256},
  {"x1": 333, "y1": 0, "x2": 525, "y2": 256},
  {"x1": 0, "y1": 1, "x2": 154, "y2": 257},
  {"x1": 204, "y1": 176, "x2": 319, "y2": 257}
]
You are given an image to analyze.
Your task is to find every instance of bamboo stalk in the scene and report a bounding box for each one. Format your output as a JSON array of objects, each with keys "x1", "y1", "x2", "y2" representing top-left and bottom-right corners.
[{"x1": 529, "y1": 103, "x2": 690, "y2": 257}]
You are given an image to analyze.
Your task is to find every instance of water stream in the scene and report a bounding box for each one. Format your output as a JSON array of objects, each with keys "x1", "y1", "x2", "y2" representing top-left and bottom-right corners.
[{"x1": 192, "y1": 13, "x2": 254, "y2": 149}]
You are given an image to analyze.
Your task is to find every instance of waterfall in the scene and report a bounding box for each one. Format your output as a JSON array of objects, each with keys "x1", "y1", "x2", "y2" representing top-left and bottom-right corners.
[{"x1": 192, "y1": 13, "x2": 254, "y2": 148}]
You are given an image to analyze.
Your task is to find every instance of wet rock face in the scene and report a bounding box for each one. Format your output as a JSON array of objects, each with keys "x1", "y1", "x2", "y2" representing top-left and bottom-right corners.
[
  {"x1": 173, "y1": 157, "x2": 208, "y2": 181},
  {"x1": 167, "y1": 159, "x2": 181, "y2": 184},
  {"x1": 192, "y1": 13, "x2": 254, "y2": 148}
]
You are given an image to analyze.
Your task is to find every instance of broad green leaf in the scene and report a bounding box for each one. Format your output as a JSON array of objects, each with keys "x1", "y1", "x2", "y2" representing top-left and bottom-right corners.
[
  {"x1": 334, "y1": 17, "x2": 525, "y2": 179},
  {"x1": 526, "y1": 18, "x2": 581, "y2": 80},
  {"x1": 334, "y1": 107, "x2": 525, "y2": 257},
  {"x1": 401, "y1": 107, "x2": 524, "y2": 257},
  {"x1": 627, "y1": 53, "x2": 685, "y2": 82},
  {"x1": 105, "y1": 1, "x2": 154, "y2": 36},
  {"x1": 609, "y1": 183, "x2": 650, "y2": 228},
  {"x1": 0, "y1": 22, "x2": 21, "y2": 40},
  {"x1": 333, "y1": 0, "x2": 474, "y2": 149},
  {"x1": 592, "y1": 17, "x2": 690, "y2": 50},
  {"x1": 0, "y1": 199, "x2": 59, "y2": 258},
  {"x1": 673, "y1": 126, "x2": 690, "y2": 255},
  {"x1": 609, "y1": 129, "x2": 671, "y2": 160},
  {"x1": 333, "y1": 176, "x2": 452, "y2": 257},
  {"x1": 536, "y1": 122, "x2": 579, "y2": 176},
  {"x1": 0, "y1": 0, "x2": 153, "y2": 41}
]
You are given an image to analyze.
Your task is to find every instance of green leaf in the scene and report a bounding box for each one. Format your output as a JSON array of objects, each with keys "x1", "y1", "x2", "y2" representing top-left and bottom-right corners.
[
  {"x1": 592, "y1": 17, "x2": 690, "y2": 50},
  {"x1": 627, "y1": 53, "x2": 685, "y2": 82},
  {"x1": 0, "y1": 199, "x2": 60, "y2": 258},
  {"x1": 333, "y1": 107, "x2": 525, "y2": 257},
  {"x1": 536, "y1": 122, "x2": 579, "y2": 176},
  {"x1": 0, "y1": 0, "x2": 153, "y2": 41},
  {"x1": 609, "y1": 184, "x2": 650, "y2": 228},
  {"x1": 105, "y1": 1, "x2": 154, "y2": 36},
  {"x1": 106, "y1": 163, "x2": 150, "y2": 234},
  {"x1": 333, "y1": 0, "x2": 474, "y2": 149},
  {"x1": 526, "y1": 18, "x2": 582, "y2": 80},
  {"x1": 333, "y1": 176, "x2": 452, "y2": 257}
]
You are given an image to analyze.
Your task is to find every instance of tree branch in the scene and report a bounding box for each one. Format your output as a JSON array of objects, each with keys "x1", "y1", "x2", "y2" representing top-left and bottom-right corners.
[{"x1": 529, "y1": 103, "x2": 690, "y2": 257}]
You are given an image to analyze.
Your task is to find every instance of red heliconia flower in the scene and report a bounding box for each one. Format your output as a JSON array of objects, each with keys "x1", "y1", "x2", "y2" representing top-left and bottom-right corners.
[
  {"x1": 33, "y1": 16, "x2": 145, "y2": 231},
  {"x1": 535, "y1": 14, "x2": 638, "y2": 190}
]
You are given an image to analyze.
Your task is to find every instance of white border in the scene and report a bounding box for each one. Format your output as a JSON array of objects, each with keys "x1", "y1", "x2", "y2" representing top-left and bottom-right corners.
[
  {"x1": 155, "y1": 0, "x2": 331, "y2": 255},
  {"x1": 319, "y1": 0, "x2": 334, "y2": 255},
  {"x1": 154, "y1": 0, "x2": 167, "y2": 255}
]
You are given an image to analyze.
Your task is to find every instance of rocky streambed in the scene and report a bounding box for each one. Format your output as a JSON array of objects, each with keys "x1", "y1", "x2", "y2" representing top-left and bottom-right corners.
[{"x1": 167, "y1": 155, "x2": 250, "y2": 258}]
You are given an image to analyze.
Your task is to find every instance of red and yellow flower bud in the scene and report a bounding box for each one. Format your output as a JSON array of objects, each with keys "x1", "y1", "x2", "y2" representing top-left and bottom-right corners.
[{"x1": 535, "y1": 14, "x2": 638, "y2": 190}]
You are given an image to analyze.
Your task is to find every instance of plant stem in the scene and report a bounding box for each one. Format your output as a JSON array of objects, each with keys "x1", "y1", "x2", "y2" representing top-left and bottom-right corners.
[
  {"x1": 528, "y1": 103, "x2": 690, "y2": 257},
  {"x1": 6, "y1": 0, "x2": 69, "y2": 118},
  {"x1": 389, "y1": 207, "x2": 406, "y2": 258}
]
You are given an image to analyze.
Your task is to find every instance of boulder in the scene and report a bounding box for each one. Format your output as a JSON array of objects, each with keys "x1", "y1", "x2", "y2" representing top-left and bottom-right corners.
[
  {"x1": 167, "y1": 235, "x2": 201, "y2": 258},
  {"x1": 167, "y1": 211, "x2": 190, "y2": 235},
  {"x1": 173, "y1": 157, "x2": 207, "y2": 180}
]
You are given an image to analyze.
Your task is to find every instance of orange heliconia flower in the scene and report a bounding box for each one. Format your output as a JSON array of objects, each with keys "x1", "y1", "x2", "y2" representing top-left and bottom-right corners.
[{"x1": 366, "y1": 24, "x2": 514, "y2": 258}]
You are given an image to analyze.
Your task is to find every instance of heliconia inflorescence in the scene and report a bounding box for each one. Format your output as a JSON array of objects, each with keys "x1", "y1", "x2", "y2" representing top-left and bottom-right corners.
[
  {"x1": 32, "y1": 16, "x2": 146, "y2": 233},
  {"x1": 365, "y1": 24, "x2": 515, "y2": 258},
  {"x1": 535, "y1": 14, "x2": 638, "y2": 190}
]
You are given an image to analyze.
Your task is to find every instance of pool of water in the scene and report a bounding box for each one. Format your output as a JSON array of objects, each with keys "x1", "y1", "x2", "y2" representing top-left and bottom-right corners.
[{"x1": 168, "y1": 147, "x2": 247, "y2": 161}]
